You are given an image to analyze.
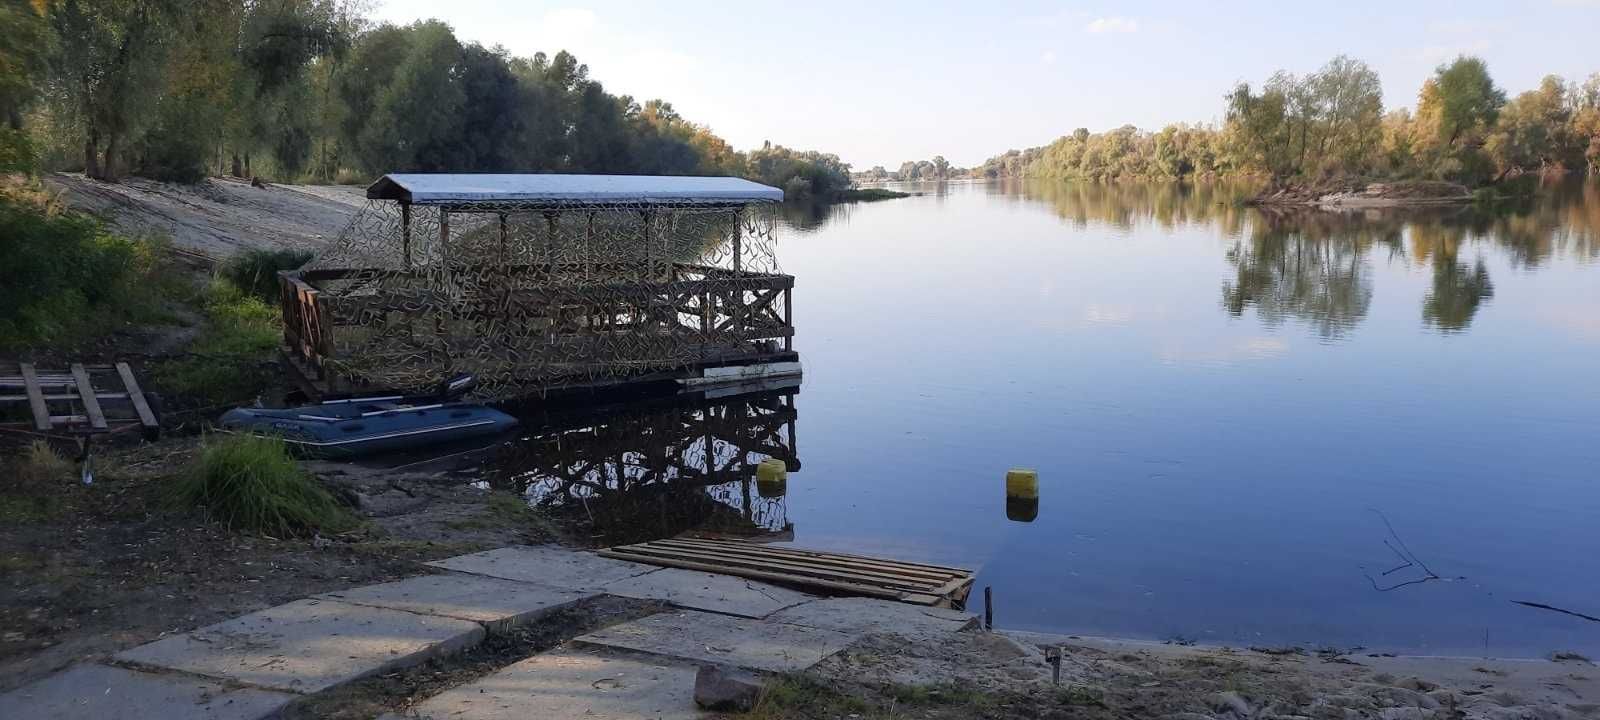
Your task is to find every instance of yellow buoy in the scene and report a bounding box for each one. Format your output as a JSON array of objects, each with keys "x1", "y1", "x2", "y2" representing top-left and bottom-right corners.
[
  {"x1": 1005, "y1": 468, "x2": 1038, "y2": 499},
  {"x1": 756, "y1": 458, "x2": 787, "y2": 483},
  {"x1": 1005, "y1": 468, "x2": 1039, "y2": 523}
]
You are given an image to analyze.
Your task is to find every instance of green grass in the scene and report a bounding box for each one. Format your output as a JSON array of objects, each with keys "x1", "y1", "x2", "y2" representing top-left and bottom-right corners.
[
  {"x1": 745, "y1": 676, "x2": 1003, "y2": 719},
  {"x1": 170, "y1": 434, "x2": 353, "y2": 536},
  {"x1": 749, "y1": 676, "x2": 876, "y2": 719},
  {"x1": 222, "y1": 248, "x2": 313, "y2": 302},
  {"x1": 155, "y1": 278, "x2": 282, "y2": 404}
]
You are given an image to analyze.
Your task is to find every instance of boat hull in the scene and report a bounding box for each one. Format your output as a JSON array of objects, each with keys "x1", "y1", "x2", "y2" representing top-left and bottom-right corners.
[{"x1": 219, "y1": 404, "x2": 519, "y2": 459}]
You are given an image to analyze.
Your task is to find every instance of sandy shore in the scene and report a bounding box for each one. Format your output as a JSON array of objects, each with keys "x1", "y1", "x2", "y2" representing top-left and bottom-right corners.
[{"x1": 823, "y1": 627, "x2": 1600, "y2": 719}]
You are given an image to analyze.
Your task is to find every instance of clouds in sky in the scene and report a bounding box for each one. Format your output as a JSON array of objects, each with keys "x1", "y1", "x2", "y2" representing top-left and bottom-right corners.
[{"x1": 1084, "y1": 16, "x2": 1139, "y2": 33}]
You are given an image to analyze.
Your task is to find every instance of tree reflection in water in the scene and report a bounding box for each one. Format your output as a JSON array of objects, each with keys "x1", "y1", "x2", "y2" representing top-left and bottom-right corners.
[
  {"x1": 486, "y1": 383, "x2": 800, "y2": 547},
  {"x1": 1010, "y1": 176, "x2": 1600, "y2": 337}
]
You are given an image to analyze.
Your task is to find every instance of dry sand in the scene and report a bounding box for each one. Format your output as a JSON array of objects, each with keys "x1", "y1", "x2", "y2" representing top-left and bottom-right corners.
[{"x1": 45, "y1": 173, "x2": 366, "y2": 258}]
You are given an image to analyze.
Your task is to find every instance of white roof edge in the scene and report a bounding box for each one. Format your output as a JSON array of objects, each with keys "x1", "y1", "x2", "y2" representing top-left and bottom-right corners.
[{"x1": 368, "y1": 173, "x2": 784, "y2": 205}]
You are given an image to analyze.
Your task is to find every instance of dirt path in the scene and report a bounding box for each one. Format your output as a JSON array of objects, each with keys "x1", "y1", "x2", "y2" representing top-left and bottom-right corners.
[{"x1": 44, "y1": 173, "x2": 366, "y2": 257}]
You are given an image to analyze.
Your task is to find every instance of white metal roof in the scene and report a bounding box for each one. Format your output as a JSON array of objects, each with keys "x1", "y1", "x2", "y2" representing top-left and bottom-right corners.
[{"x1": 367, "y1": 173, "x2": 784, "y2": 205}]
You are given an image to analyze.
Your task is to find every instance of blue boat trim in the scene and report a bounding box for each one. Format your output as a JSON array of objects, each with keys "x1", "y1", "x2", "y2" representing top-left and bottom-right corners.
[
  {"x1": 273, "y1": 419, "x2": 503, "y2": 448},
  {"x1": 218, "y1": 398, "x2": 519, "y2": 459}
]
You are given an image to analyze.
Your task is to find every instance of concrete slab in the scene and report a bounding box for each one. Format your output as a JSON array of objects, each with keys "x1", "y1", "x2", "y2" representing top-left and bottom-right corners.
[
  {"x1": 426, "y1": 545, "x2": 656, "y2": 590},
  {"x1": 598, "y1": 567, "x2": 813, "y2": 618},
  {"x1": 0, "y1": 663, "x2": 295, "y2": 720},
  {"x1": 379, "y1": 648, "x2": 702, "y2": 720},
  {"x1": 115, "y1": 598, "x2": 484, "y2": 694},
  {"x1": 768, "y1": 597, "x2": 978, "y2": 640},
  {"x1": 315, "y1": 573, "x2": 597, "y2": 633},
  {"x1": 575, "y1": 610, "x2": 858, "y2": 673}
]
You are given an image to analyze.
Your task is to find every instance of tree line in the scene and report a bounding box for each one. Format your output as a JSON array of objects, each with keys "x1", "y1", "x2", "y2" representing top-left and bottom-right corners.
[
  {"x1": 972, "y1": 55, "x2": 1600, "y2": 185},
  {"x1": 855, "y1": 156, "x2": 968, "y2": 182},
  {"x1": 0, "y1": 0, "x2": 852, "y2": 200}
]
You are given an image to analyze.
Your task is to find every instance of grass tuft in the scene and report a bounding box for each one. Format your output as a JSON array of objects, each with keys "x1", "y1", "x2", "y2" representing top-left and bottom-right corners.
[{"x1": 171, "y1": 434, "x2": 353, "y2": 536}]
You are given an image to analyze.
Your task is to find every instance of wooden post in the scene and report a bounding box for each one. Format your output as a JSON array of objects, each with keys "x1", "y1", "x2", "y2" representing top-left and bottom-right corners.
[
  {"x1": 437, "y1": 209, "x2": 451, "y2": 368},
  {"x1": 641, "y1": 210, "x2": 652, "y2": 282},
  {"x1": 584, "y1": 212, "x2": 595, "y2": 284},
  {"x1": 731, "y1": 210, "x2": 742, "y2": 275},
  {"x1": 401, "y1": 202, "x2": 413, "y2": 270},
  {"x1": 730, "y1": 210, "x2": 743, "y2": 341},
  {"x1": 544, "y1": 211, "x2": 558, "y2": 279},
  {"x1": 783, "y1": 286, "x2": 793, "y2": 352},
  {"x1": 498, "y1": 212, "x2": 508, "y2": 267}
]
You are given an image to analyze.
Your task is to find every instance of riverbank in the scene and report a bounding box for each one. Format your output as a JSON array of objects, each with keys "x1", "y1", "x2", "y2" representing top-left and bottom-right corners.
[
  {"x1": 834, "y1": 187, "x2": 912, "y2": 202},
  {"x1": 4, "y1": 536, "x2": 1595, "y2": 719},
  {"x1": 1247, "y1": 179, "x2": 1474, "y2": 208}
]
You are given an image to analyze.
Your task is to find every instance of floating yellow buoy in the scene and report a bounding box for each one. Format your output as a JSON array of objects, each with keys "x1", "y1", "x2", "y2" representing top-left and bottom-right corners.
[
  {"x1": 756, "y1": 458, "x2": 788, "y2": 483},
  {"x1": 1005, "y1": 468, "x2": 1038, "y2": 499},
  {"x1": 1005, "y1": 468, "x2": 1039, "y2": 523}
]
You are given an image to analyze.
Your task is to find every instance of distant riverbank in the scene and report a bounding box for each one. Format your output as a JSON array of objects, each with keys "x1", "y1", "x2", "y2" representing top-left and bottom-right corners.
[
  {"x1": 1247, "y1": 179, "x2": 1474, "y2": 208},
  {"x1": 833, "y1": 187, "x2": 913, "y2": 202}
]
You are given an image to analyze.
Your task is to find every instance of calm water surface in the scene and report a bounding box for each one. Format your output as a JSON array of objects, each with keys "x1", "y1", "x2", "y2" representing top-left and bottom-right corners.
[{"x1": 496, "y1": 179, "x2": 1600, "y2": 657}]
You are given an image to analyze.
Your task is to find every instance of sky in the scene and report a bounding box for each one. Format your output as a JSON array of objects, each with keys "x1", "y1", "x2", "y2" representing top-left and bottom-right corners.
[{"x1": 370, "y1": 0, "x2": 1600, "y2": 170}]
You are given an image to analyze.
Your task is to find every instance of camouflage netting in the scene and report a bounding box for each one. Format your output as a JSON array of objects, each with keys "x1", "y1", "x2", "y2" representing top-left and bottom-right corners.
[{"x1": 296, "y1": 199, "x2": 787, "y2": 397}]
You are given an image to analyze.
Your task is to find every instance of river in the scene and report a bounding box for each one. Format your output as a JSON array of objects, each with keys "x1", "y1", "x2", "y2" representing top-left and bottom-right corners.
[{"x1": 489, "y1": 178, "x2": 1600, "y2": 657}]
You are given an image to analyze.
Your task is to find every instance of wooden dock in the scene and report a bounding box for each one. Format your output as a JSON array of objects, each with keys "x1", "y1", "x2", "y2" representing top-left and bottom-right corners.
[
  {"x1": 598, "y1": 537, "x2": 975, "y2": 608},
  {"x1": 0, "y1": 362, "x2": 160, "y2": 439}
]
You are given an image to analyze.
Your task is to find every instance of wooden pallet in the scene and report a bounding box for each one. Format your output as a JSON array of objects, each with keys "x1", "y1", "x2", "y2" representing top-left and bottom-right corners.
[
  {"x1": 598, "y1": 537, "x2": 975, "y2": 608},
  {"x1": 0, "y1": 362, "x2": 159, "y2": 439}
]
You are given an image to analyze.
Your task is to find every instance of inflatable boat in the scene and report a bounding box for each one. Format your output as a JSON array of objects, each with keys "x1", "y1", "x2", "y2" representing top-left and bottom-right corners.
[{"x1": 218, "y1": 376, "x2": 518, "y2": 459}]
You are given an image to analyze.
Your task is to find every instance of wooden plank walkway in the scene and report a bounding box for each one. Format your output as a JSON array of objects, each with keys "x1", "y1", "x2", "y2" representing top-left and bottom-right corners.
[{"x1": 598, "y1": 537, "x2": 975, "y2": 608}]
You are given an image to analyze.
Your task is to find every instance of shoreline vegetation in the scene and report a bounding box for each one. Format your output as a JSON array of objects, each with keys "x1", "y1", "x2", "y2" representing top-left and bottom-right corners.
[
  {"x1": 0, "y1": 1, "x2": 860, "y2": 203},
  {"x1": 835, "y1": 187, "x2": 912, "y2": 202},
  {"x1": 858, "y1": 55, "x2": 1599, "y2": 209}
]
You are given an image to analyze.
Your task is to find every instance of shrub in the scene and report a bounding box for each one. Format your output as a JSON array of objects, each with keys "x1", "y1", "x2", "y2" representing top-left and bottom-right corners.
[
  {"x1": 0, "y1": 184, "x2": 167, "y2": 348},
  {"x1": 222, "y1": 247, "x2": 313, "y2": 302},
  {"x1": 0, "y1": 127, "x2": 37, "y2": 173},
  {"x1": 171, "y1": 434, "x2": 352, "y2": 535}
]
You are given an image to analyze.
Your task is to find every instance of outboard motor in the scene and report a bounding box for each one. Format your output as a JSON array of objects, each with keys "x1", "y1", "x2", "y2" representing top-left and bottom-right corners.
[{"x1": 436, "y1": 373, "x2": 477, "y2": 400}]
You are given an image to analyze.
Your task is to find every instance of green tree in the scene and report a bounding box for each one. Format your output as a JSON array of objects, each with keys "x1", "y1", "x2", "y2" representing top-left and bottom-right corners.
[
  {"x1": 46, "y1": 0, "x2": 177, "y2": 179},
  {"x1": 1422, "y1": 56, "x2": 1505, "y2": 147}
]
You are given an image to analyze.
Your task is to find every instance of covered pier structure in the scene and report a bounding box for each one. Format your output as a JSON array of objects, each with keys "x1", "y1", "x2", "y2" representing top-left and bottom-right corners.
[{"x1": 280, "y1": 174, "x2": 797, "y2": 398}]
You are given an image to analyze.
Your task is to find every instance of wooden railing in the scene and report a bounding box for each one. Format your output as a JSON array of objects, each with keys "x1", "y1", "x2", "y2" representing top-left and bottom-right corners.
[{"x1": 279, "y1": 263, "x2": 795, "y2": 391}]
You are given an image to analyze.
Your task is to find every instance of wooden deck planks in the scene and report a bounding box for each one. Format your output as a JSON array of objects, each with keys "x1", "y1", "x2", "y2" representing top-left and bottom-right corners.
[
  {"x1": 599, "y1": 537, "x2": 974, "y2": 608},
  {"x1": 2, "y1": 362, "x2": 159, "y2": 437},
  {"x1": 18, "y1": 363, "x2": 51, "y2": 431},
  {"x1": 115, "y1": 362, "x2": 159, "y2": 431},
  {"x1": 70, "y1": 364, "x2": 108, "y2": 430}
]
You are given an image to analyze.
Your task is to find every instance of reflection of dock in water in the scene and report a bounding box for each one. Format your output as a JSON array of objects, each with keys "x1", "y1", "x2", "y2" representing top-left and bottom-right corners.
[{"x1": 488, "y1": 379, "x2": 800, "y2": 546}]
